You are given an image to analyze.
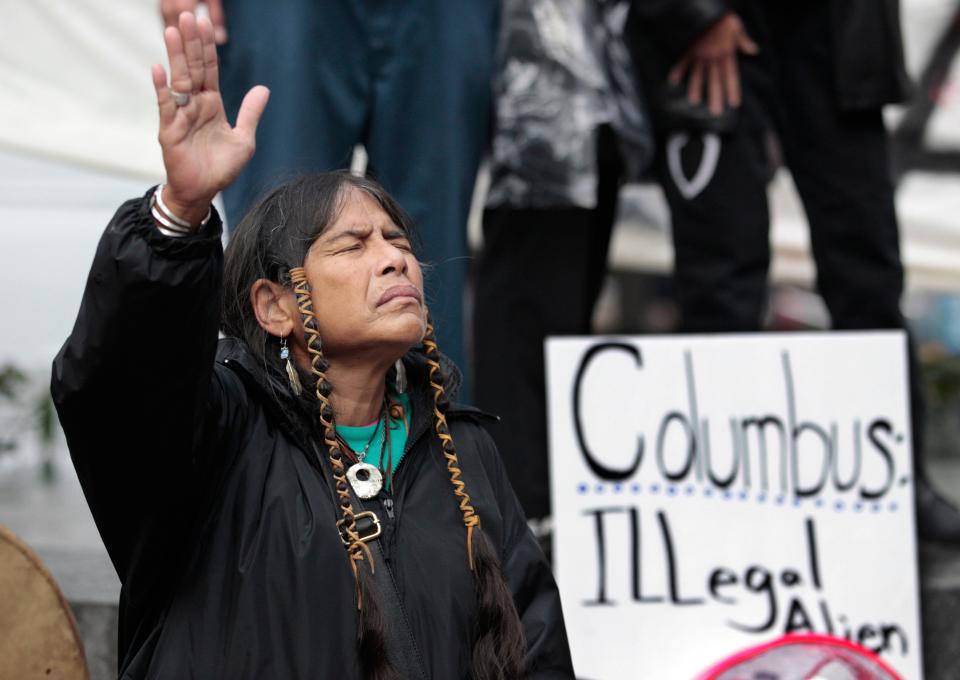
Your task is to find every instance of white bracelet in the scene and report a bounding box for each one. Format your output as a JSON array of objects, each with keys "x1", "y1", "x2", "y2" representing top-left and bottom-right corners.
[
  {"x1": 153, "y1": 184, "x2": 212, "y2": 231},
  {"x1": 151, "y1": 206, "x2": 192, "y2": 237},
  {"x1": 150, "y1": 200, "x2": 192, "y2": 238},
  {"x1": 155, "y1": 224, "x2": 191, "y2": 238}
]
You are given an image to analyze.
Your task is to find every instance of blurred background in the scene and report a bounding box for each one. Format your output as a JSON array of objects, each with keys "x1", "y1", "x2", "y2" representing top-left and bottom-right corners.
[
  {"x1": 2, "y1": 0, "x2": 960, "y2": 676},
  {"x1": 7, "y1": 0, "x2": 960, "y2": 535}
]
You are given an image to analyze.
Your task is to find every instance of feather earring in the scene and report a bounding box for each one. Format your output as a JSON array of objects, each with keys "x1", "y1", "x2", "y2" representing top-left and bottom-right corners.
[
  {"x1": 394, "y1": 358, "x2": 407, "y2": 394},
  {"x1": 280, "y1": 336, "x2": 302, "y2": 396}
]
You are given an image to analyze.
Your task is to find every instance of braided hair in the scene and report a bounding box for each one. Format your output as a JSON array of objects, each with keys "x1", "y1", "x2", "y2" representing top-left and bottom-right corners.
[
  {"x1": 221, "y1": 172, "x2": 526, "y2": 679},
  {"x1": 422, "y1": 318, "x2": 526, "y2": 678}
]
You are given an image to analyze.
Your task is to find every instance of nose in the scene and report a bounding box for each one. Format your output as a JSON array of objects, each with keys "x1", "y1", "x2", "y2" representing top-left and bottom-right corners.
[{"x1": 375, "y1": 236, "x2": 408, "y2": 277}]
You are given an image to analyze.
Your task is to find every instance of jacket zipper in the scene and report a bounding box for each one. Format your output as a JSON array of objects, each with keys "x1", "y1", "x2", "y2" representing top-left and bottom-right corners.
[
  {"x1": 383, "y1": 403, "x2": 489, "y2": 516},
  {"x1": 224, "y1": 358, "x2": 429, "y2": 679},
  {"x1": 384, "y1": 404, "x2": 431, "y2": 488},
  {"x1": 373, "y1": 405, "x2": 434, "y2": 555}
]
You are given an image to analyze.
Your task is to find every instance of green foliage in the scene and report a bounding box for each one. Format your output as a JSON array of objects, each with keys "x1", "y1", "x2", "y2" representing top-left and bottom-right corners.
[
  {"x1": 922, "y1": 355, "x2": 960, "y2": 461},
  {"x1": 34, "y1": 388, "x2": 56, "y2": 446},
  {"x1": 0, "y1": 362, "x2": 57, "y2": 458},
  {"x1": 0, "y1": 364, "x2": 26, "y2": 399},
  {"x1": 0, "y1": 364, "x2": 26, "y2": 453},
  {"x1": 924, "y1": 355, "x2": 960, "y2": 406}
]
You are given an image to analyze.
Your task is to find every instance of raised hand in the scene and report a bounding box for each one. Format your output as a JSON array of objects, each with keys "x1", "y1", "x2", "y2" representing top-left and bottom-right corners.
[{"x1": 151, "y1": 12, "x2": 268, "y2": 225}]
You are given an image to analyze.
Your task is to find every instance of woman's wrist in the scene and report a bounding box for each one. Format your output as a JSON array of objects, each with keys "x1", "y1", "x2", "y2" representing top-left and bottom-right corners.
[{"x1": 154, "y1": 184, "x2": 213, "y2": 232}]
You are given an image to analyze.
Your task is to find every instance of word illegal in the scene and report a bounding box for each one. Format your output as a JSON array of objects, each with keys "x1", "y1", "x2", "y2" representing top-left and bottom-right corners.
[{"x1": 582, "y1": 507, "x2": 908, "y2": 657}]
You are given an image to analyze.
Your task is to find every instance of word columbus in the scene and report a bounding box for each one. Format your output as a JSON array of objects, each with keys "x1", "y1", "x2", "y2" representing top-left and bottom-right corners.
[{"x1": 572, "y1": 343, "x2": 907, "y2": 500}]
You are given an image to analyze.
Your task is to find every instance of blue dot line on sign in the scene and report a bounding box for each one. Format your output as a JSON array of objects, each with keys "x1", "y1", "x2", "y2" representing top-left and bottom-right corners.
[{"x1": 573, "y1": 484, "x2": 899, "y2": 512}]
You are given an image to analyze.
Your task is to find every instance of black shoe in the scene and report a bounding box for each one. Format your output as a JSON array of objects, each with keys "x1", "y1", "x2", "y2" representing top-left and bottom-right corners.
[{"x1": 916, "y1": 478, "x2": 960, "y2": 545}]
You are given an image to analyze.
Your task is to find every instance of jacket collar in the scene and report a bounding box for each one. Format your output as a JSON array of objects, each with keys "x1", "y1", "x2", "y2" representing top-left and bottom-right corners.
[{"x1": 215, "y1": 337, "x2": 489, "y2": 425}]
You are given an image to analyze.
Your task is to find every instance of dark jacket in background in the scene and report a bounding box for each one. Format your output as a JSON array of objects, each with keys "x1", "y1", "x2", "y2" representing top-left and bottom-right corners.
[
  {"x1": 51, "y1": 191, "x2": 573, "y2": 679},
  {"x1": 628, "y1": 0, "x2": 911, "y2": 119}
]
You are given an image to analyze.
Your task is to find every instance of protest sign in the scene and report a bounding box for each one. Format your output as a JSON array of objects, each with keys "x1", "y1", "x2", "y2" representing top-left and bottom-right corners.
[{"x1": 546, "y1": 332, "x2": 922, "y2": 679}]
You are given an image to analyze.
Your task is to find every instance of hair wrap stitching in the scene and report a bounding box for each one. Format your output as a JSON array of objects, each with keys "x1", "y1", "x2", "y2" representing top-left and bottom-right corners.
[
  {"x1": 289, "y1": 266, "x2": 375, "y2": 609},
  {"x1": 422, "y1": 316, "x2": 481, "y2": 570}
]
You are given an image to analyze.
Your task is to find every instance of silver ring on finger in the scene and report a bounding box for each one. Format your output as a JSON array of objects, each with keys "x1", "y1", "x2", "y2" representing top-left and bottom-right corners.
[{"x1": 170, "y1": 89, "x2": 191, "y2": 107}]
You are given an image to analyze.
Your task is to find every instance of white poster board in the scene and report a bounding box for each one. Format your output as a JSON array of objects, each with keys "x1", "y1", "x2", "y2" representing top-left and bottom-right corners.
[{"x1": 546, "y1": 332, "x2": 922, "y2": 679}]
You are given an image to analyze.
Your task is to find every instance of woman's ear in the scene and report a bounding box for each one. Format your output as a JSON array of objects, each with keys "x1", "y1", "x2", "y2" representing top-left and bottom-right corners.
[{"x1": 250, "y1": 278, "x2": 298, "y2": 338}]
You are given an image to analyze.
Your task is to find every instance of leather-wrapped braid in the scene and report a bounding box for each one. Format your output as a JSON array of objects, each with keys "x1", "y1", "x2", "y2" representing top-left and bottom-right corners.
[
  {"x1": 422, "y1": 319, "x2": 481, "y2": 568},
  {"x1": 290, "y1": 267, "x2": 373, "y2": 592},
  {"x1": 421, "y1": 315, "x2": 526, "y2": 680},
  {"x1": 290, "y1": 267, "x2": 396, "y2": 680}
]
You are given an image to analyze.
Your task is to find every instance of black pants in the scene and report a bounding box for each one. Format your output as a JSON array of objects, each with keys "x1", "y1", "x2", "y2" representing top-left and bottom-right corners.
[
  {"x1": 473, "y1": 127, "x2": 623, "y2": 519},
  {"x1": 658, "y1": 1, "x2": 927, "y2": 473}
]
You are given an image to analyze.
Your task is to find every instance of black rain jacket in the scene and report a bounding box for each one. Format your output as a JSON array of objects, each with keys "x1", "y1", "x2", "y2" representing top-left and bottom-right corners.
[
  {"x1": 51, "y1": 190, "x2": 574, "y2": 679},
  {"x1": 628, "y1": 0, "x2": 911, "y2": 116}
]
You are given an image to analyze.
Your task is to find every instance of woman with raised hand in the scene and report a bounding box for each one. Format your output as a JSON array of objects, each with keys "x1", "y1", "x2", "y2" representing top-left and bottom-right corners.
[{"x1": 52, "y1": 12, "x2": 572, "y2": 679}]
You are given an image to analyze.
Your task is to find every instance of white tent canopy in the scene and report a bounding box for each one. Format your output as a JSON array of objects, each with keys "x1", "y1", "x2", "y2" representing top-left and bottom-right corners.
[{"x1": 0, "y1": 0, "x2": 167, "y2": 180}]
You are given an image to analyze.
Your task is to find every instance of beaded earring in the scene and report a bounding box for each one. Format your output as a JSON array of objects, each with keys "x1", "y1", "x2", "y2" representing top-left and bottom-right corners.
[
  {"x1": 280, "y1": 336, "x2": 302, "y2": 396},
  {"x1": 394, "y1": 358, "x2": 407, "y2": 394}
]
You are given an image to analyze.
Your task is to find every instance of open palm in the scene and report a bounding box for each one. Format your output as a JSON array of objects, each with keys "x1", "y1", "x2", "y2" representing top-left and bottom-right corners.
[{"x1": 151, "y1": 12, "x2": 269, "y2": 221}]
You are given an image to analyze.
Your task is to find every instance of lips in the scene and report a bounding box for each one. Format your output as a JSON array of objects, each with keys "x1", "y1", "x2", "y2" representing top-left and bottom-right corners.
[{"x1": 377, "y1": 284, "x2": 423, "y2": 307}]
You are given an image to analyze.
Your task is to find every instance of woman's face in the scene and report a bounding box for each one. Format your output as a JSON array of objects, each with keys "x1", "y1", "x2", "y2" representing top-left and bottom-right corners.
[{"x1": 300, "y1": 188, "x2": 426, "y2": 361}]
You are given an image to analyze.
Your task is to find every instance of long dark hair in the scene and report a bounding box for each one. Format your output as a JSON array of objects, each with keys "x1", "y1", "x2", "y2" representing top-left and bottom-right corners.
[
  {"x1": 220, "y1": 172, "x2": 526, "y2": 679},
  {"x1": 221, "y1": 172, "x2": 413, "y2": 367}
]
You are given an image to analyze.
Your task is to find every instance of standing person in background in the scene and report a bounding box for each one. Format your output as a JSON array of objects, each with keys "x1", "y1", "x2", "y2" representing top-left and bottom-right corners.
[
  {"x1": 474, "y1": 0, "x2": 653, "y2": 539},
  {"x1": 159, "y1": 0, "x2": 498, "y2": 380},
  {"x1": 627, "y1": 0, "x2": 960, "y2": 543}
]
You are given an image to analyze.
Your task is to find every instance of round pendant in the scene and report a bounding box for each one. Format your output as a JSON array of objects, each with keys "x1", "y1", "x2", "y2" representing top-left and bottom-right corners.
[{"x1": 346, "y1": 462, "x2": 383, "y2": 499}]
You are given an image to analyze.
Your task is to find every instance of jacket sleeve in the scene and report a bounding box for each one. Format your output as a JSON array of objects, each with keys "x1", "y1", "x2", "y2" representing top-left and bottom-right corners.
[
  {"x1": 51, "y1": 188, "x2": 229, "y2": 602},
  {"x1": 472, "y1": 426, "x2": 575, "y2": 678},
  {"x1": 629, "y1": 0, "x2": 729, "y2": 62},
  {"x1": 503, "y1": 531, "x2": 575, "y2": 678}
]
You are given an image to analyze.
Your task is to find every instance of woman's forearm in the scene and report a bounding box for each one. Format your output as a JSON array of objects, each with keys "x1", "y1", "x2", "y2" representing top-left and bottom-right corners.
[{"x1": 51, "y1": 187, "x2": 225, "y2": 579}]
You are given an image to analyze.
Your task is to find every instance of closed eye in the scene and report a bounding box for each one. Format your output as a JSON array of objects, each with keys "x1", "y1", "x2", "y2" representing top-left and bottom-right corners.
[{"x1": 384, "y1": 231, "x2": 412, "y2": 251}]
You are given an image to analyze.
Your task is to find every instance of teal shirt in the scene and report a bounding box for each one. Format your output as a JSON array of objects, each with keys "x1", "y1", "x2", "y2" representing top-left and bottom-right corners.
[{"x1": 336, "y1": 392, "x2": 411, "y2": 485}]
